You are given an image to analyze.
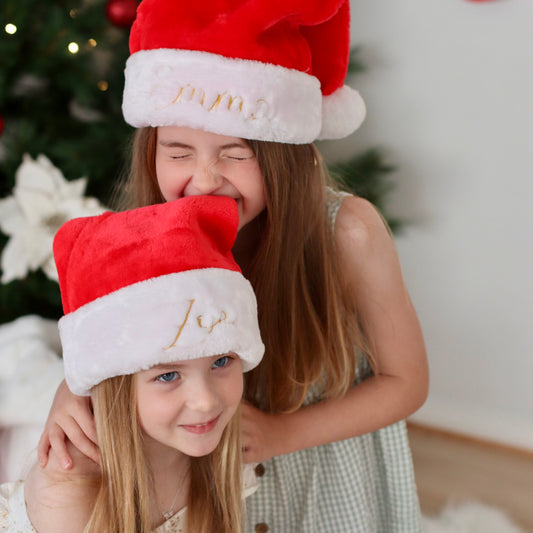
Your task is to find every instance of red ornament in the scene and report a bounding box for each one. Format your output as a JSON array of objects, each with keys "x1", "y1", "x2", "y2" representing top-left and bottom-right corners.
[{"x1": 106, "y1": 0, "x2": 138, "y2": 28}]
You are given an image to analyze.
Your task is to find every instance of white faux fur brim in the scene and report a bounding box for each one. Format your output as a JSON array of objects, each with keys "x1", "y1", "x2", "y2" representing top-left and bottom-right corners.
[
  {"x1": 59, "y1": 268, "x2": 264, "y2": 396},
  {"x1": 122, "y1": 49, "x2": 365, "y2": 143}
]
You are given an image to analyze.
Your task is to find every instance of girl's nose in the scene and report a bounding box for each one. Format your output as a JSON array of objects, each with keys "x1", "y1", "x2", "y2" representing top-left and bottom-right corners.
[
  {"x1": 189, "y1": 162, "x2": 223, "y2": 194},
  {"x1": 185, "y1": 377, "x2": 218, "y2": 412}
]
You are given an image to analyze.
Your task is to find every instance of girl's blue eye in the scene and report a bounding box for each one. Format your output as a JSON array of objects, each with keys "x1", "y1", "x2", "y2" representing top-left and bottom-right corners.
[
  {"x1": 156, "y1": 371, "x2": 179, "y2": 383},
  {"x1": 212, "y1": 356, "x2": 230, "y2": 369}
]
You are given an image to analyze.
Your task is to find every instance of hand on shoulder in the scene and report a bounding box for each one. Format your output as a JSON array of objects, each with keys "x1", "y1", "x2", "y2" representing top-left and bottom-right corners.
[{"x1": 25, "y1": 441, "x2": 100, "y2": 533}]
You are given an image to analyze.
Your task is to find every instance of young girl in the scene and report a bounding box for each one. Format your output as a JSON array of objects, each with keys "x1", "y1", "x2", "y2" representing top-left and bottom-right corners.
[
  {"x1": 38, "y1": 1, "x2": 429, "y2": 531},
  {"x1": 2, "y1": 195, "x2": 264, "y2": 532}
]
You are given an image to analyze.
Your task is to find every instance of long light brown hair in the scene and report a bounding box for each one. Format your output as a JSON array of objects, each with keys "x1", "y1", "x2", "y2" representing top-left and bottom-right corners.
[
  {"x1": 83, "y1": 374, "x2": 243, "y2": 533},
  {"x1": 114, "y1": 127, "x2": 374, "y2": 413}
]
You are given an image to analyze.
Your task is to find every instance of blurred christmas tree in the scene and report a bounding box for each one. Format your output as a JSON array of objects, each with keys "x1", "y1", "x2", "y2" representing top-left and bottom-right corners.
[
  {"x1": 0, "y1": 3, "x2": 398, "y2": 325},
  {"x1": 0, "y1": 0, "x2": 135, "y2": 197},
  {"x1": 0, "y1": 0, "x2": 136, "y2": 324}
]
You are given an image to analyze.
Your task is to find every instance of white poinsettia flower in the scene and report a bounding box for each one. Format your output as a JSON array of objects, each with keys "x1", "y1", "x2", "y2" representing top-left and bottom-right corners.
[{"x1": 0, "y1": 154, "x2": 107, "y2": 283}]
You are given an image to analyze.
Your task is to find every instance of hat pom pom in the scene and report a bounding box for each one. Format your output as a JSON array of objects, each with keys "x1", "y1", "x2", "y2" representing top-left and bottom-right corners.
[{"x1": 318, "y1": 85, "x2": 366, "y2": 140}]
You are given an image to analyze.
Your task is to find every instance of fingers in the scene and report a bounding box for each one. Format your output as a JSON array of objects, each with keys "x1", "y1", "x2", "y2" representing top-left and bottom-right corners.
[
  {"x1": 50, "y1": 417, "x2": 100, "y2": 466},
  {"x1": 37, "y1": 432, "x2": 51, "y2": 468},
  {"x1": 39, "y1": 417, "x2": 98, "y2": 470},
  {"x1": 240, "y1": 404, "x2": 278, "y2": 463},
  {"x1": 240, "y1": 400, "x2": 260, "y2": 462},
  {"x1": 47, "y1": 424, "x2": 72, "y2": 470},
  {"x1": 73, "y1": 397, "x2": 98, "y2": 446},
  {"x1": 241, "y1": 441, "x2": 264, "y2": 464},
  {"x1": 65, "y1": 420, "x2": 100, "y2": 465},
  {"x1": 38, "y1": 381, "x2": 100, "y2": 469},
  {"x1": 241, "y1": 429, "x2": 260, "y2": 463},
  {"x1": 242, "y1": 446, "x2": 252, "y2": 464}
]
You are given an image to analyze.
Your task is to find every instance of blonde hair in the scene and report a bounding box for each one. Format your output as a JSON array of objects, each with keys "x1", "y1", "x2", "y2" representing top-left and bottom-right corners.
[
  {"x1": 245, "y1": 140, "x2": 373, "y2": 411},
  {"x1": 84, "y1": 374, "x2": 243, "y2": 533},
  {"x1": 114, "y1": 128, "x2": 374, "y2": 413}
]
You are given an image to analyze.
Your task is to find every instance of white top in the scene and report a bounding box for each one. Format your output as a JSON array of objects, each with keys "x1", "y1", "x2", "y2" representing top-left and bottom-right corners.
[{"x1": 0, "y1": 464, "x2": 258, "y2": 532}]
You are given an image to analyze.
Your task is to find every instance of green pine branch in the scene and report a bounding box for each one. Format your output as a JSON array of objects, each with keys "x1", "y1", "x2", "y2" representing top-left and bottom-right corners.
[
  {"x1": 1, "y1": 0, "x2": 132, "y2": 200},
  {"x1": 329, "y1": 148, "x2": 403, "y2": 233},
  {"x1": 328, "y1": 47, "x2": 403, "y2": 232}
]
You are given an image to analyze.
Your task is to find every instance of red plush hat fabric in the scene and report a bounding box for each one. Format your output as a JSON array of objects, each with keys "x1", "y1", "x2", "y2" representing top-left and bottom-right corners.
[
  {"x1": 54, "y1": 195, "x2": 264, "y2": 396},
  {"x1": 55, "y1": 196, "x2": 239, "y2": 314},
  {"x1": 130, "y1": 0, "x2": 350, "y2": 96},
  {"x1": 122, "y1": 0, "x2": 365, "y2": 143}
]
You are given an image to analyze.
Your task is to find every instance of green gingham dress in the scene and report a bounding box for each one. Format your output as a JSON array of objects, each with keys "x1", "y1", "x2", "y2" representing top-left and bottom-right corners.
[{"x1": 245, "y1": 191, "x2": 422, "y2": 533}]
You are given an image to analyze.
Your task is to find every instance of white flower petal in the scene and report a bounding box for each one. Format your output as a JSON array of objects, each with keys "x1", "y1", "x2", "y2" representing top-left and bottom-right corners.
[
  {"x1": 1, "y1": 237, "x2": 31, "y2": 283},
  {"x1": 24, "y1": 229, "x2": 54, "y2": 270},
  {"x1": 61, "y1": 197, "x2": 106, "y2": 220},
  {"x1": 14, "y1": 154, "x2": 67, "y2": 224},
  {"x1": 16, "y1": 154, "x2": 59, "y2": 195},
  {"x1": 1, "y1": 153, "x2": 109, "y2": 286},
  {"x1": 15, "y1": 187, "x2": 57, "y2": 225},
  {"x1": 36, "y1": 154, "x2": 70, "y2": 191},
  {"x1": 0, "y1": 197, "x2": 25, "y2": 236},
  {"x1": 60, "y1": 177, "x2": 88, "y2": 200},
  {"x1": 42, "y1": 256, "x2": 59, "y2": 282}
]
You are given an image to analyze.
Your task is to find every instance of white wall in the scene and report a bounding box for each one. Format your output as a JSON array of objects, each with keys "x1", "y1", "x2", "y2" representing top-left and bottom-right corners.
[{"x1": 344, "y1": 0, "x2": 533, "y2": 451}]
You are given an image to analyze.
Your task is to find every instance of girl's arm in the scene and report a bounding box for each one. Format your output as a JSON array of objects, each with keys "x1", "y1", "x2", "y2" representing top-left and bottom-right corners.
[
  {"x1": 242, "y1": 196, "x2": 429, "y2": 463},
  {"x1": 37, "y1": 380, "x2": 100, "y2": 468}
]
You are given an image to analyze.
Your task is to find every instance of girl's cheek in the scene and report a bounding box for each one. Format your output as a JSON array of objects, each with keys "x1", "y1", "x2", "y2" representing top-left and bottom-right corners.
[{"x1": 158, "y1": 177, "x2": 182, "y2": 201}]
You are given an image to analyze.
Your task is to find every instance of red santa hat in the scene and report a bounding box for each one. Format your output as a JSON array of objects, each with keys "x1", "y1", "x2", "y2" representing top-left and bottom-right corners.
[
  {"x1": 122, "y1": 0, "x2": 365, "y2": 144},
  {"x1": 54, "y1": 195, "x2": 264, "y2": 396}
]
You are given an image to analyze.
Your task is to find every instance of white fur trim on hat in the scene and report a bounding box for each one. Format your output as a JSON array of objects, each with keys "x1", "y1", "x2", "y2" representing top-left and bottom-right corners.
[
  {"x1": 122, "y1": 49, "x2": 324, "y2": 144},
  {"x1": 59, "y1": 268, "x2": 264, "y2": 396}
]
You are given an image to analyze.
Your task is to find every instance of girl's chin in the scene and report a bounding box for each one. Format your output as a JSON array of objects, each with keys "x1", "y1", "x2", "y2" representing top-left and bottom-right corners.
[{"x1": 180, "y1": 442, "x2": 220, "y2": 457}]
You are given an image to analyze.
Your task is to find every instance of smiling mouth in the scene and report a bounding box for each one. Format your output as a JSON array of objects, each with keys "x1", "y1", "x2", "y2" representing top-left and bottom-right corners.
[{"x1": 180, "y1": 415, "x2": 220, "y2": 434}]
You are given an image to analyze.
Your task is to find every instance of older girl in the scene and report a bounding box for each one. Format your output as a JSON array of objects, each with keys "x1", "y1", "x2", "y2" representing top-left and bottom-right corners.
[{"x1": 38, "y1": 1, "x2": 428, "y2": 531}]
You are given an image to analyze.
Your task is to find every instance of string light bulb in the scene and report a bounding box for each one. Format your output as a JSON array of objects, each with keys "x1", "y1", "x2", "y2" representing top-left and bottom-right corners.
[
  {"x1": 97, "y1": 81, "x2": 109, "y2": 91},
  {"x1": 5, "y1": 23, "x2": 17, "y2": 35},
  {"x1": 68, "y1": 42, "x2": 80, "y2": 54}
]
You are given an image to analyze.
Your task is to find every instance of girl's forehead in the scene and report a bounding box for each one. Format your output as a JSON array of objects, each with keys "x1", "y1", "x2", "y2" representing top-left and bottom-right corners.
[{"x1": 157, "y1": 125, "x2": 246, "y2": 146}]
